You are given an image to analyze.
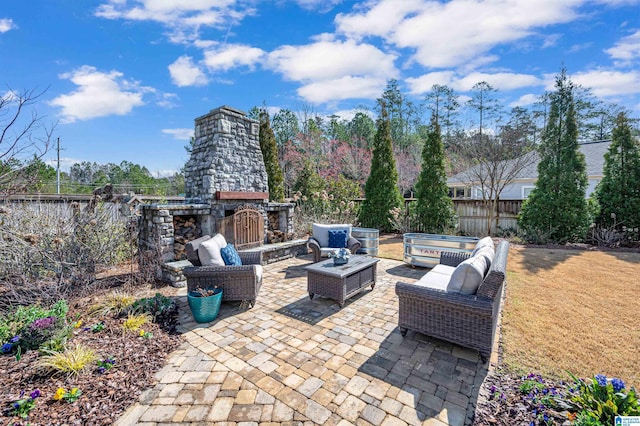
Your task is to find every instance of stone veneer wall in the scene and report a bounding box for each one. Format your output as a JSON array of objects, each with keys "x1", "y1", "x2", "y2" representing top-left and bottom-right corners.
[{"x1": 183, "y1": 105, "x2": 268, "y2": 203}]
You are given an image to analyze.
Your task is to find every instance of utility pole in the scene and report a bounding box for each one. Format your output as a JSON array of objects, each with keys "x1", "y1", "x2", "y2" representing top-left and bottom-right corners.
[{"x1": 56, "y1": 137, "x2": 60, "y2": 194}]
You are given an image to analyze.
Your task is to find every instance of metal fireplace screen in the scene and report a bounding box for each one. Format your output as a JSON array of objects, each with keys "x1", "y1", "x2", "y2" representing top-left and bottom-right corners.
[{"x1": 217, "y1": 206, "x2": 264, "y2": 250}]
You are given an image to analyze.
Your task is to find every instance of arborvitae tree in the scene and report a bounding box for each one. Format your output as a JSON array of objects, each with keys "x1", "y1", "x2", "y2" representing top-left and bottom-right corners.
[
  {"x1": 519, "y1": 69, "x2": 589, "y2": 243},
  {"x1": 358, "y1": 103, "x2": 403, "y2": 232},
  {"x1": 414, "y1": 116, "x2": 456, "y2": 233},
  {"x1": 595, "y1": 112, "x2": 640, "y2": 229},
  {"x1": 292, "y1": 159, "x2": 323, "y2": 198},
  {"x1": 259, "y1": 110, "x2": 285, "y2": 202}
]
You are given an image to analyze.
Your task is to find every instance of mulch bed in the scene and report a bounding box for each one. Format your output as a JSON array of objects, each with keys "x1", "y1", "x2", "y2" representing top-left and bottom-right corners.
[{"x1": 0, "y1": 307, "x2": 182, "y2": 425}]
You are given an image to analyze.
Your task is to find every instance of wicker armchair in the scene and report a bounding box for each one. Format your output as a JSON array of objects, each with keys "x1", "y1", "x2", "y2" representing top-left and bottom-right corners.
[
  {"x1": 307, "y1": 223, "x2": 362, "y2": 263},
  {"x1": 183, "y1": 235, "x2": 263, "y2": 308},
  {"x1": 395, "y1": 241, "x2": 509, "y2": 361}
]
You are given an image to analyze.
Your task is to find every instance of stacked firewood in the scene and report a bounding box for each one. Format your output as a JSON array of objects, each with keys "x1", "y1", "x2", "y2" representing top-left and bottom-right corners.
[{"x1": 173, "y1": 215, "x2": 201, "y2": 260}]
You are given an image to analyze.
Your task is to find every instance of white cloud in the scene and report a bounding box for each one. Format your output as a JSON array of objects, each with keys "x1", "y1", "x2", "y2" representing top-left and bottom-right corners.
[
  {"x1": 168, "y1": 55, "x2": 208, "y2": 87},
  {"x1": 95, "y1": 0, "x2": 254, "y2": 44},
  {"x1": 293, "y1": 0, "x2": 343, "y2": 12},
  {"x1": 0, "y1": 18, "x2": 17, "y2": 33},
  {"x1": 266, "y1": 38, "x2": 397, "y2": 103},
  {"x1": 605, "y1": 29, "x2": 640, "y2": 64},
  {"x1": 406, "y1": 71, "x2": 456, "y2": 94},
  {"x1": 407, "y1": 71, "x2": 541, "y2": 94},
  {"x1": 49, "y1": 65, "x2": 151, "y2": 123},
  {"x1": 162, "y1": 128, "x2": 194, "y2": 140},
  {"x1": 571, "y1": 69, "x2": 640, "y2": 97},
  {"x1": 297, "y1": 76, "x2": 388, "y2": 103},
  {"x1": 203, "y1": 43, "x2": 265, "y2": 71},
  {"x1": 329, "y1": 108, "x2": 374, "y2": 121},
  {"x1": 157, "y1": 93, "x2": 179, "y2": 108},
  {"x1": 268, "y1": 39, "x2": 396, "y2": 82},
  {"x1": 510, "y1": 93, "x2": 539, "y2": 107},
  {"x1": 337, "y1": 0, "x2": 581, "y2": 68},
  {"x1": 453, "y1": 72, "x2": 542, "y2": 91}
]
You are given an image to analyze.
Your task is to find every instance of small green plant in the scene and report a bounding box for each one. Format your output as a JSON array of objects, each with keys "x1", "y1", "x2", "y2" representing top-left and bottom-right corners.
[
  {"x1": 122, "y1": 312, "x2": 151, "y2": 333},
  {"x1": 519, "y1": 377, "x2": 547, "y2": 395},
  {"x1": 89, "y1": 290, "x2": 136, "y2": 317},
  {"x1": 96, "y1": 357, "x2": 115, "y2": 374},
  {"x1": 38, "y1": 325, "x2": 73, "y2": 354},
  {"x1": 131, "y1": 293, "x2": 179, "y2": 334},
  {"x1": 0, "y1": 300, "x2": 68, "y2": 344},
  {"x1": 38, "y1": 344, "x2": 97, "y2": 377},
  {"x1": 567, "y1": 373, "x2": 640, "y2": 425},
  {"x1": 54, "y1": 387, "x2": 82, "y2": 403},
  {"x1": 6, "y1": 389, "x2": 40, "y2": 419},
  {"x1": 90, "y1": 321, "x2": 105, "y2": 333}
]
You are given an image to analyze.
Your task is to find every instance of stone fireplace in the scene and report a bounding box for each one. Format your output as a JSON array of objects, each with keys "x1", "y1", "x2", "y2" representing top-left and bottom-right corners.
[{"x1": 139, "y1": 106, "x2": 301, "y2": 269}]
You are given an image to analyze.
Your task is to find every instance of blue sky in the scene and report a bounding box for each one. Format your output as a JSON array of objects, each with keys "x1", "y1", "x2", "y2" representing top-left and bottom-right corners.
[{"x1": 2, "y1": 0, "x2": 639, "y2": 177}]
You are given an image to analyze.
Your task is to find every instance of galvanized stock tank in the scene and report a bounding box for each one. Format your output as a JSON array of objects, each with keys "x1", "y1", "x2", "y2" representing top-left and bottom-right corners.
[
  {"x1": 403, "y1": 233, "x2": 479, "y2": 268},
  {"x1": 352, "y1": 227, "x2": 379, "y2": 257}
]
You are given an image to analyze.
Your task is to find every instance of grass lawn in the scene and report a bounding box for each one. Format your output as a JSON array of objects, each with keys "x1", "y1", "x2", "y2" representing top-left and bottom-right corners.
[
  {"x1": 504, "y1": 245, "x2": 640, "y2": 388},
  {"x1": 376, "y1": 235, "x2": 640, "y2": 387}
]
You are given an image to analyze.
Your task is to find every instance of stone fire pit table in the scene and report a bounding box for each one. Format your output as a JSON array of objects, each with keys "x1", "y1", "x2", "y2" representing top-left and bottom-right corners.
[{"x1": 305, "y1": 255, "x2": 379, "y2": 307}]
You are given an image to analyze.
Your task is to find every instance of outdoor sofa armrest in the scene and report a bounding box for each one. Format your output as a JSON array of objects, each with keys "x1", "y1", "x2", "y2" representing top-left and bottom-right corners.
[
  {"x1": 238, "y1": 251, "x2": 261, "y2": 265},
  {"x1": 395, "y1": 281, "x2": 493, "y2": 314},
  {"x1": 307, "y1": 237, "x2": 322, "y2": 262},
  {"x1": 440, "y1": 251, "x2": 472, "y2": 267},
  {"x1": 347, "y1": 236, "x2": 361, "y2": 254}
]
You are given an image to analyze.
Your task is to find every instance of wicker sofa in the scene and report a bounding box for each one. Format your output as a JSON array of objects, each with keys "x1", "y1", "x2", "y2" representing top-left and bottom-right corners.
[
  {"x1": 183, "y1": 235, "x2": 263, "y2": 308},
  {"x1": 307, "y1": 223, "x2": 362, "y2": 263},
  {"x1": 395, "y1": 239, "x2": 509, "y2": 361}
]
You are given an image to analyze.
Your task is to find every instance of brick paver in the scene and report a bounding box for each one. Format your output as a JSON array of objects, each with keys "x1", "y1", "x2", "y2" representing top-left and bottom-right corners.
[{"x1": 116, "y1": 255, "x2": 492, "y2": 425}]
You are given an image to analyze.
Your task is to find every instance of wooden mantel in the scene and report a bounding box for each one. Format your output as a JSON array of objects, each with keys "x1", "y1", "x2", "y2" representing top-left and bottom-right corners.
[{"x1": 216, "y1": 191, "x2": 269, "y2": 200}]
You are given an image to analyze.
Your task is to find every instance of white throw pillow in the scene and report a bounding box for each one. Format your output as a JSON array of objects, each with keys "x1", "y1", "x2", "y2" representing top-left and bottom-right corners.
[
  {"x1": 472, "y1": 236, "x2": 494, "y2": 256},
  {"x1": 474, "y1": 246, "x2": 495, "y2": 269},
  {"x1": 447, "y1": 255, "x2": 487, "y2": 295},
  {"x1": 198, "y1": 235, "x2": 226, "y2": 266},
  {"x1": 312, "y1": 223, "x2": 351, "y2": 247}
]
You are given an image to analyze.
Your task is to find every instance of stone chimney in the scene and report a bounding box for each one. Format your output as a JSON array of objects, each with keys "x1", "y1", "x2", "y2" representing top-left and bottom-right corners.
[{"x1": 184, "y1": 105, "x2": 268, "y2": 203}]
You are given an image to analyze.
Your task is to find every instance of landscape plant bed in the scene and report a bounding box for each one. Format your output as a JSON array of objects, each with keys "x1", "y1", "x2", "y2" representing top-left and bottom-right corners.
[{"x1": 0, "y1": 297, "x2": 182, "y2": 425}]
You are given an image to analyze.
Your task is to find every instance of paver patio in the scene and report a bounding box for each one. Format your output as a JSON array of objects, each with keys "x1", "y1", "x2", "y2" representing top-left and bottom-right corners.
[{"x1": 116, "y1": 255, "x2": 490, "y2": 426}]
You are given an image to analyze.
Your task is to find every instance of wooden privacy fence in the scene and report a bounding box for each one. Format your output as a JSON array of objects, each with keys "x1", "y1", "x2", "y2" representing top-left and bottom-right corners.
[
  {"x1": 397, "y1": 199, "x2": 522, "y2": 236},
  {"x1": 452, "y1": 199, "x2": 522, "y2": 236}
]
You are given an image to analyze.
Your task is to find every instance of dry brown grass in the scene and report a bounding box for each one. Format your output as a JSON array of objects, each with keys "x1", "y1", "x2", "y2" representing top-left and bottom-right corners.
[
  {"x1": 377, "y1": 235, "x2": 640, "y2": 387},
  {"x1": 503, "y1": 245, "x2": 640, "y2": 387}
]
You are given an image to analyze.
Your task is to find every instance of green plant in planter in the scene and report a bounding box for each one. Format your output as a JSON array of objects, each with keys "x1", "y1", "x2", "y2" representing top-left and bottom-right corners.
[{"x1": 188, "y1": 287, "x2": 222, "y2": 323}]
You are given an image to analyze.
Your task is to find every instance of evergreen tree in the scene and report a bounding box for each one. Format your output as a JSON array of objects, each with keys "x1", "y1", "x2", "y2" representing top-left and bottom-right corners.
[
  {"x1": 358, "y1": 103, "x2": 403, "y2": 232},
  {"x1": 414, "y1": 116, "x2": 456, "y2": 233},
  {"x1": 259, "y1": 109, "x2": 285, "y2": 202},
  {"x1": 519, "y1": 69, "x2": 590, "y2": 243},
  {"x1": 595, "y1": 112, "x2": 640, "y2": 229}
]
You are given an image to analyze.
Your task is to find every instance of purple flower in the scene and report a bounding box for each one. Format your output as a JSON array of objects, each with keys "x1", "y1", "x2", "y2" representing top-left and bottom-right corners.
[
  {"x1": 1, "y1": 343, "x2": 12, "y2": 353},
  {"x1": 97, "y1": 367, "x2": 106, "y2": 374},
  {"x1": 611, "y1": 378, "x2": 625, "y2": 392},
  {"x1": 10, "y1": 336, "x2": 20, "y2": 343},
  {"x1": 30, "y1": 316, "x2": 56, "y2": 329},
  {"x1": 29, "y1": 389, "x2": 40, "y2": 399},
  {"x1": 595, "y1": 374, "x2": 607, "y2": 387},
  {"x1": 13, "y1": 402, "x2": 20, "y2": 409}
]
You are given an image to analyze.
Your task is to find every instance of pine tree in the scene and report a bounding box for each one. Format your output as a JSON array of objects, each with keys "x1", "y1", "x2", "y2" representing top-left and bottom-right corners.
[
  {"x1": 259, "y1": 110, "x2": 285, "y2": 202},
  {"x1": 519, "y1": 69, "x2": 589, "y2": 243},
  {"x1": 595, "y1": 112, "x2": 640, "y2": 229},
  {"x1": 414, "y1": 116, "x2": 456, "y2": 233},
  {"x1": 358, "y1": 103, "x2": 403, "y2": 232}
]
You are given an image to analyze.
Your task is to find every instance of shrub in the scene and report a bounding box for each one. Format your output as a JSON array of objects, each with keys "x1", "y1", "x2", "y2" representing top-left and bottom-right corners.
[
  {"x1": 0, "y1": 202, "x2": 131, "y2": 310},
  {"x1": 122, "y1": 313, "x2": 151, "y2": 333},
  {"x1": 131, "y1": 293, "x2": 179, "y2": 333},
  {"x1": 568, "y1": 373, "x2": 640, "y2": 425},
  {"x1": 89, "y1": 290, "x2": 136, "y2": 317},
  {"x1": 38, "y1": 344, "x2": 97, "y2": 377}
]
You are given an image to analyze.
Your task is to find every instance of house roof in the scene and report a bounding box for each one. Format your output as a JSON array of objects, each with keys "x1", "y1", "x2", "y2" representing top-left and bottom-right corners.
[{"x1": 448, "y1": 139, "x2": 612, "y2": 184}]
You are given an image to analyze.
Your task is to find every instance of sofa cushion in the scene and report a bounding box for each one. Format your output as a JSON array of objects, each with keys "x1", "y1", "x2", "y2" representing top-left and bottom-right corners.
[
  {"x1": 431, "y1": 264, "x2": 456, "y2": 276},
  {"x1": 328, "y1": 229, "x2": 348, "y2": 248},
  {"x1": 447, "y1": 254, "x2": 488, "y2": 295},
  {"x1": 415, "y1": 271, "x2": 450, "y2": 291},
  {"x1": 472, "y1": 236, "x2": 494, "y2": 256},
  {"x1": 474, "y1": 246, "x2": 495, "y2": 269},
  {"x1": 220, "y1": 243, "x2": 242, "y2": 266},
  {"x1": 198, "y1": 234, "x2": 227, "y2": 266},
  {"x1": 254, "y1": 265, "x2": 263, "y2": 283},
  {"x1": 312, "y1": 223, "x2": 352, "y2": 247}
]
